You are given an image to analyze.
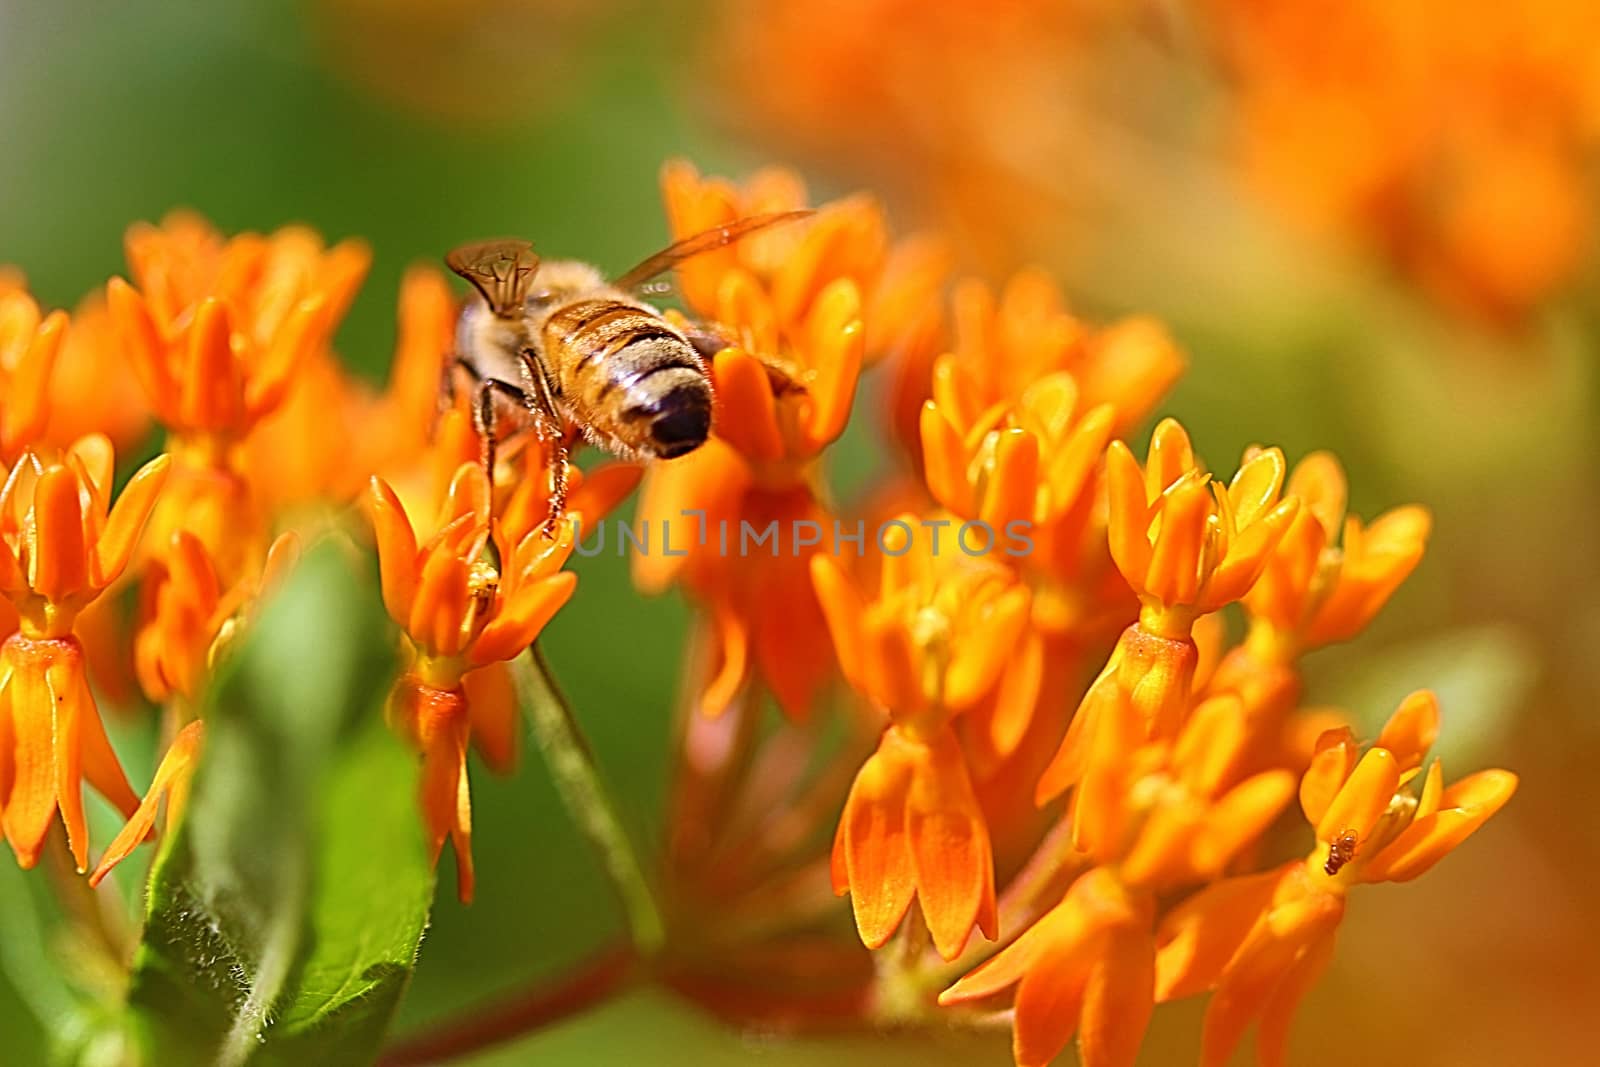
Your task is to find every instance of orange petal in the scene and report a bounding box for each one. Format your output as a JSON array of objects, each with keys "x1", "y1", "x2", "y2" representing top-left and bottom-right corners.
[
  {"x1": 1, "y1": 650, "x2": 56, "y2": 867},
  {"x1": 980, "y1": 428, "x2": 1040, "y2": 530},
  {"x1": 92, "y1": 453, "x2": 171, "y2": 588},
  {"x1": 944, "y1": 584, "x2": 1030, "y2": 709},
  {"x1": 1193, "y1": 771, "x2": 1296, "y2": 878},
  {"x1": 106, "y1": 277, "x2": 178, "y2": 421},
  {"x1": 1154, "y1": 865, "x2": 1284, "y2": 1002},
  {"x1": 73, "y1": 661, "x2": 139, "y2": 820},
  {"x1": 178, "y1": 298, "x2": 243, "y2": 432},
  {"x1": 919, "y1": 402, "x2": 971, "y2": 516},
  {"x1": 89, "y1": 720, "x2": 204, "y2": 887},
  {"x1": 46, "y1": 657, "x2": 89, "y2": 871},
  {"x1": 1037, "y1": 670, "x2": 1112, "y2": 802},
  {"x1": 1375, "y1": 690, "x2": 1439, "y2": 771},
  {"x1": 906, "y1": 728, "x2": 996, "y2": 960},
  {"x1": 1012, "y1": 953, "x2": 1090, "y2": 1067},
  {"x1": 367, "y1": 477, "x2": 420, "y2": 624},
  {"x1": 862, "y1": 612, "x2": 922, "y2": 718},
  {"x1": 464, "y1": 663, "x2": 519, "y2": 775},
  {"x1": 838, "y1": 736, "x2": 917, "y2": 949},
  {"x1": 799, "y1": 280, "x2": 864, "y2": 452},
  {"x1": 1200, "y1": 497, "x2": 1300, "y2": 610},
  {"x1": 699, "y1": 600, "x2": 749, "y2": 718},
  {"x1": 940, "y1": 899, "x2": 1080, "y2": 1005},
  {"x1": 1104, "y1": 442, "x2": 1153, "y2": 587},
  {"x1": 1255, "y1": 924, "x2": 1337, "y2": 1067},
  {"x1": 1315, "y1": 746, "x2": 1400, "y2": 842},
  {"x1": 1359, "y1": 769, "x2": 1518, "y2": 883},
  {"x1": 810, "y1": 554, "x2": 865, "y2": 690},
  {"x1": 1, "y1": 308, "x2": 65, "y2": 455},
  {"x1": 566, "y1": 462, "x2": 642, "y2": 526},
  {"x1": 1072, "y1": 683, "x2": 1141, "y2": 861},
  {"x1": 410, "y1": 548, "x2": 471, "y2": 657},
  {"x1": 711, "y1": 348, "x2": 784, "y2": 462},
  {"x1": 246, "y1": 296, "x2": 328, "y2": 419},
  {"x1": 468, "y1": 572, "x2": 576, "y2": 666},
  {"x1": 1079, "y1": 925, "x2": 1156, "y2": 1067},
  {"x1": 1145, "y1": 476, "x2": 1211, "y2": 606},
  {"x1": 1297, "y1": 727, "x2": 1356, "y2": 826},
  {"x1": 1199, "y1": 891, "x2": 1344, "y2": 1067},
  {"x1": 1226, "y1": 447, "x2": 1285, "y2": 529},
  {"x1": 1285, "y1": 452, "x2": 1347, "y2": 539},
  {"x1": 988, "y1": 626, "x2": 1045, "y2": 761},
  {"x1": 1415, "y1": 758, "x2": 1444, "y2": 820},
  {"x1": 1174, "y1": 694, "x2": 1248, "y2": 799},
  {"x1": 1144, "y1": 419, "x2": 1195, "y2": 497},
  {"x1": 29, "y1": 465, "x2": 89, "y2": 602}
]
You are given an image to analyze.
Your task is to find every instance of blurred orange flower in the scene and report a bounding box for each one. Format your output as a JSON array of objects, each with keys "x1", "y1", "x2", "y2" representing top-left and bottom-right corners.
[
  {"x1": 1202, "y1": 0, "x2": 1600, "y2": 322},
  {"x1": 0, "y1": 438, "x2": 169, "y2": 869},
  {"x1": 0, "y1": 288, "x2": 68, "y2": 465}
]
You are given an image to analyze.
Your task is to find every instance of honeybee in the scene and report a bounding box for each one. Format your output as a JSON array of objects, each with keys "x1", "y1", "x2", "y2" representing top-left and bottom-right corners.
[{"x1": 444, "y1": 211, "x2": 810, "y2": 525}]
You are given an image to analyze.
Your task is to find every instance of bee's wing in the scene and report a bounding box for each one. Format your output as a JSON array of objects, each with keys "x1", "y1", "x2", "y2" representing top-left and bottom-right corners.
[
  {"x1": 611, "y1": 210, "x2": 813, "y2": 292},
  {"x1": 446, "y1": 239, "x2": 541, "y2": 316}
]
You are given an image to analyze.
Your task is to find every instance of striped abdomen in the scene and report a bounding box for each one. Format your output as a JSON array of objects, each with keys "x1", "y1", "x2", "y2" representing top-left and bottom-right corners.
[{"x1": 542, "y1": 298, "x2": 712, "y2": 459}]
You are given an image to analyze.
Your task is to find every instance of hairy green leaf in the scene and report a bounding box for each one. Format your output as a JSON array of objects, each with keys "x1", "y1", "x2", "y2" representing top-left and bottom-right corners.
[{"x1": 125, "y1": 542, "x2": 433, "y2": 1066}]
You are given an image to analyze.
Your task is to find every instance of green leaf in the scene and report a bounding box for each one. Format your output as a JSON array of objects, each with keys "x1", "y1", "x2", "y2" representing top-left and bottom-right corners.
[{"x1": 125, "y1": 542, "x2": 434, "y2": 1066}]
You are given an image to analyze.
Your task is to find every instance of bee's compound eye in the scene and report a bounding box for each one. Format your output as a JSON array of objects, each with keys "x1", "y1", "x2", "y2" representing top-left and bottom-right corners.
[{"x1": 650, "y1": 385, "x2": 711, "y2": 458}]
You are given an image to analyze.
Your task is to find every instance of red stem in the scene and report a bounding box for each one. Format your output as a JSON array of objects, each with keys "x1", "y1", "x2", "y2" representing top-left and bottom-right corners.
[{"x1": 376, "y1": 947, "x2": 638, "y2": 1066}]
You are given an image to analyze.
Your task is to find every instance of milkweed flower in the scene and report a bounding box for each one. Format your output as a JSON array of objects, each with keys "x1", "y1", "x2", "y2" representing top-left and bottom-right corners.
[
  {"x1": 940, "y1": 686, "x2": 1296, "y2": 1067},
  {"x1": 1155, "y1": 691, "x2": 1518, "y2": 1066},
  {"x1": 914, "y1": 279, "x2": 1185, "y2": 767},
  {"x1": 812, "y1": 521, "x2": 1030, "y2": 960},
  {"x1": 134, "y1": 530, "x2": 301, "y2": 707},
  {"x1": 0, "y1": 288, "x2": 68, "y2": 464},
  {"x1": 1241, "y1": 451, "x2": 1432, "y2": 662},
  {"x1": 1202, "y1": 452, "x2": 1432, "y2": 774},
  {"x1": 940, "y1": 867, "x2": 1155, "y2": 1067},
  {"x1": 917, "y1": 271, "x2": 1184, "y2": 450},
  {"x1": 368, "y1": 464, "x2": 577, "y2": 901},
  {"x1": 40, "y1": 289, "x2": 152, "y2": 452},
  {"x1": 109, "y1": 214, "x2": 368, "y2": 583},
  {"x1": 636, "y1": 162, "x2": 884, "y2": 721},
  {"x1": 0, "y1": 437, "x2": 170, "y2": 869},
  {"x1": 1039, "y1": 420, "x2": 1299, "y2": 799}
]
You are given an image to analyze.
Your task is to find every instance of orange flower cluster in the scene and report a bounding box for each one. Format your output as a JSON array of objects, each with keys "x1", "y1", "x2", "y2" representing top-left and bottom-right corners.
[
  {"x1": 0, "y1": 212, "x2": 576, "y2": 892},
  {"x1": 705, "y1": 0, "x2": 1145, "y2": 274},
  {"x1": 711, "y1": 0, "x2": 1600, "y2": 325},
  {"x1": 640, "y1": 162, "x2": 1511, "y2": 1067},
  {"x1": 2, "y1": 161, "x2": 1515, "y2": 1067},
  {"x1": 634, "y1": 162, "x2": 945, "y2": 721},
  {"x1": 1200, "y1": 0, "x2": 1600, "y2": 323}
]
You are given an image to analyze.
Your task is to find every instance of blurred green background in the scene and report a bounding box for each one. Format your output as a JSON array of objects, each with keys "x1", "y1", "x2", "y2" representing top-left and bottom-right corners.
[{"x1": 3, "y1": 1, "x2": 1596, "y2": 1064}]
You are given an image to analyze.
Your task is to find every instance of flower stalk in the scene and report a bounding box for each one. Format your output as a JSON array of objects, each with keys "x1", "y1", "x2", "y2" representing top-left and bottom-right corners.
[{"x1": 514, "y1": 644, "x2": 666, "y2": 956}]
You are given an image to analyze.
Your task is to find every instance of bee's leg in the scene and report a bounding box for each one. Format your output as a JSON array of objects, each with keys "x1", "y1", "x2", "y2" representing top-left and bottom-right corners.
[
  {"x1": 472, "y1": 376, "x2": 538, "y2": 508},
  {"x1": 546, "y1": 439, "x2": 570, "y2": 535},
  {"x1": 516, "y1": 348, "x2": 571, "y2": 534},
  {"x1": 473, "y1": 379, "x2": 502, "y2": 498}
]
